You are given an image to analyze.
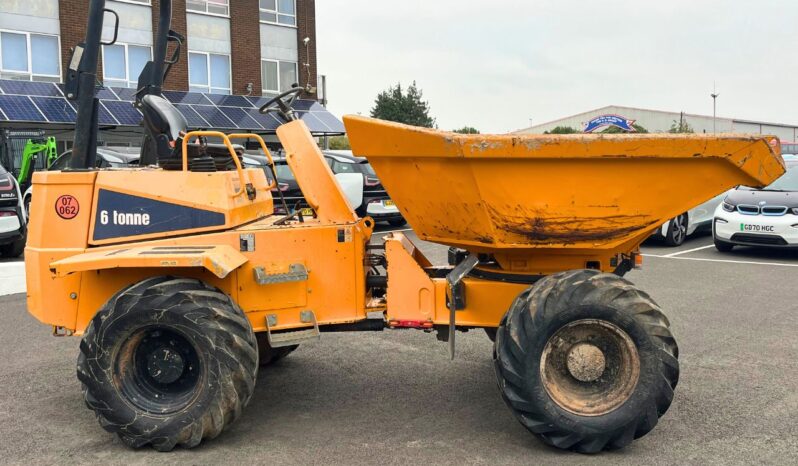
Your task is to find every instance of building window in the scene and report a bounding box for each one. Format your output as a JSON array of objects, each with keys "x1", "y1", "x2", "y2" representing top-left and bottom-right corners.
[
  {"x1": 189, "y1": 52, "x2": 231, "y2": 94},
  {"x1": 261, "y1": 59, "x2": 297, "y2": 96},
  {"x1": 259, "y1": 0, "x2": 296, "y2": 26},
  {"x1": 0, "y1": 30, "x2": 60, "y2": 82},
  {"x1": 102, "y1": 43, "x2": 152, "y2": 88},
  {"x1": 186, "y1": 0, "x2": 230, "y2": 16}
]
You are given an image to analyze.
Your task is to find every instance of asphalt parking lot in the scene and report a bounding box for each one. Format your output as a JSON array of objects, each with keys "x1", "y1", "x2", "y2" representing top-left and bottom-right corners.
[{"x1": 0, "y1": 227, "x2": 796, "y2": 465}]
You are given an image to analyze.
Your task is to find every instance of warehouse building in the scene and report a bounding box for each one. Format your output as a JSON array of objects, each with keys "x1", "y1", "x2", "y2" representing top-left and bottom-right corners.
[{"x1": 517, "y1": 105, "x2": 798, "y2": 142}]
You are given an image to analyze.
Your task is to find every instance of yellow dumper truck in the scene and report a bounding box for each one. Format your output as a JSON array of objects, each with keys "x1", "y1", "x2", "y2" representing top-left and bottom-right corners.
[{"x1": 25, "y1": 0, "x2": 784, "y2": 453}]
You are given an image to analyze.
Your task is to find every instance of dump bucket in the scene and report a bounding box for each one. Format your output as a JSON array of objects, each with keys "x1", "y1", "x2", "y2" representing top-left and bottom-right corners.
[{"x1": 344, "y1": 116, "x2": 784, "y2": 272}]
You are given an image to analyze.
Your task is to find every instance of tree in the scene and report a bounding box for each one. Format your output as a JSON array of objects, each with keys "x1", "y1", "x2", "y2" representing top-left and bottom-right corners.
[
  {"x1": 453, "y1": 126, "x2": 479, "y2": 134},
  {"x1": 370, "y1": 82, "x2": 436, "y2": 128},
  {"x1": 669, "y1": 112, "x2": 694, "y2": 133},
  {"x1": 544, "y1": 126, "x2": 578, "y2": 134},
  {"x1": 328, "y1": 135, "x2": 350, "y2": 150},
  {"x1": 600, "y1": 123, "x2": 649, "y2": 134}
]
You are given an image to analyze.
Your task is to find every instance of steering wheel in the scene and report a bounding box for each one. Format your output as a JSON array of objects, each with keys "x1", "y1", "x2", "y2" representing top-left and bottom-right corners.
[{"x1": 259, "y1": 87, "x2": 304, "y2": 122}]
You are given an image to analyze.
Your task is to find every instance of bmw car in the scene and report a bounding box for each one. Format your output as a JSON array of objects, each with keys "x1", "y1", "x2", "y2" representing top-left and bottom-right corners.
[{"x1": 713, "y1": 157, "x2": 798, "y2": 251}]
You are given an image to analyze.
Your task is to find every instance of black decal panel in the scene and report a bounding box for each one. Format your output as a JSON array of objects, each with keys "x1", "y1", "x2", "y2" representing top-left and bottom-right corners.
[{"x1": 93, "y1": 189, "x2": 226, "y2": 241}]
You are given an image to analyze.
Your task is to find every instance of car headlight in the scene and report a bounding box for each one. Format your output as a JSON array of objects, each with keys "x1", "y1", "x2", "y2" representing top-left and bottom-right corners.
[{"x1": 721, "y1": 201, "x2": 735, "y2": 212}]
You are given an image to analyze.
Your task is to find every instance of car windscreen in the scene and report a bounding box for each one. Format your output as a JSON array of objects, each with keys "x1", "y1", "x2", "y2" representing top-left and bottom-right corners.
[
  {"x1": 741, "y1": 161, "x2": 798, "y2": 191},
  {"x1": 359, "y1": 162, "x2": 377, "y2": 177}
]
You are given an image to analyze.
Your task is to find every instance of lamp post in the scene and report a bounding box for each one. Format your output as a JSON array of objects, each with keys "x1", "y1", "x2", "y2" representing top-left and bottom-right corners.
[{"x1": 711, "y1": 84, "x2": 719, "y2": 133}]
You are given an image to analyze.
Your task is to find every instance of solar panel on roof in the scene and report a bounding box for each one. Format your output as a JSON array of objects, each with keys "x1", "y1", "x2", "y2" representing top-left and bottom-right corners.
[
  {"x1": 163, "y1": 91, "x2": 212, "y2": 105},
  {"x1": 0, "y1": 81, "x2": 61, "y2": 97},
  {"x1": 0, "y1": 95, "x2": 46, "y2": 122},
  {"x1": 111, "y1": 87, "x2": 137, "y2": 101},
  {"x1": 97, "y1": 103, "x2": 119, "y2": 125},
  {"x1": 245, "y1": 109, "x2": 281, "y2": 131},
  {"x1": 311, "y1": 112, "x2": 346, "y2": 133},
  {"x1": 30, "y1": 96, "x2": 77, "y2": 123},
  {"x1": 295, "y1": 112, "x2": 328, "y2": 131},
  {"x1": 205, "y1": 94, "x2": 252, "y2": 108},
  {"x1": 191, "y1": 105, "x2": 237, "y2": 128},
  {"x1": 174, "y1": 104, "x2": 210, "y2": 128},
  {"x1": 218, "y1": 107, "x2": 261, "y2": 129},
  {"x1": 102, "y1": 100, "x2": 142, "y2": 126},
  {"x1": 291, "y1": 100, "x2": 316, "y2": 111},
  {"x1": 95, "y1": 87, "x2": 118, "y2": 100},
  {"x1": 245, "y1": 96, "x2": 268, "y2": 108}
]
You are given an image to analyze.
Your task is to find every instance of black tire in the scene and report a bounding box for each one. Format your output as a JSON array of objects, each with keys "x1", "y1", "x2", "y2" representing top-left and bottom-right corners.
[
  {"x1": 714, "y1": 238, "x2": 734, "y2": 252},
  {"x1": 494, "y1": 269, "x2": 679, "y2": 454},
  {"x1": 255, "y1": 332, "x2": 298, "y2": 366},
  {"x1": 77, "y1": 277, "x2": 258, "y2": 451},
  {"x1": 663, "y1": 213, "x2": 688, "y2": 246},
  {"x1": 484, "y1": 327, "x2": 497, "y2": 342},
  {"x1": 0, "y1": 236, "x2": 25, "y2": 258},
  {"x1": 24, "y1": 195, "x2": 31, "y2": 220},
  {"x1": 388, "y1": 217, "x2": 407, "y2": 227}
]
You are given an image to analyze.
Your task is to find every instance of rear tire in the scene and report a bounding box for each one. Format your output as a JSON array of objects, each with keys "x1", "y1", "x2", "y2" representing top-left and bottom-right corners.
[
  {"x1": 663, "y1": 213, "x2": 688, "y2": 246},
  {"x1": 388, "y1": 218, "x2": 407, "y2": 227},
  {"x1": 256, "y1": 332, "x2": 298, "y2": 366},
  {"x1": 77, "y1": 277, "x2": 258, "y2": 451},
  {"x1": 714, "y1": 239, "x2": 734, "y2": 252},
  {"x1": 494, "y1": 269, "x2": 679, "y2": 453}
]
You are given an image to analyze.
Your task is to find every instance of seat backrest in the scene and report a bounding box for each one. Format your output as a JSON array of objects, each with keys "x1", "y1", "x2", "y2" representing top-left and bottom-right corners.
[
  {"x1": 140, "y1": 94, "x2": 187, "y2": 141},
  {"x1": 139, "y1": 94, "x2": 188, "y2": 165}
]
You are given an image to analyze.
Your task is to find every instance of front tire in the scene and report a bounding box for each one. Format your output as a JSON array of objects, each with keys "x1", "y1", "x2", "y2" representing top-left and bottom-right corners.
[
  {"x1": 77, "y1": 277, "x2": 258, "y2": 451},
  {"x1": 0, "y1": 236, "x2": 25, "y2": 258},
  {"x1": 714, "y1": 238, "x2": 734, "y2": 252},
  {"x1": 256, "y1": 333, "x2": 298, "y2": 366},
  {"x1": 494, "y1": 270, "x2": 679, "y2": 453},
  {"x1": 388, "y1": 217, "x2": 407, "y2": 227}
]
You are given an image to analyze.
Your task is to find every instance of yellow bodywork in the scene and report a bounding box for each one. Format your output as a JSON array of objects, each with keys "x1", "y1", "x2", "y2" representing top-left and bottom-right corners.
[{"x1": 25, "y1": 118, "x2": 786, "y2": 335}]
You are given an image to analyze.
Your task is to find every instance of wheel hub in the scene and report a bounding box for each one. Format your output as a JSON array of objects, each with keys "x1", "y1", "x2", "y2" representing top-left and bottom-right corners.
[
  {"x1": 540, "y1": 319, "x2": 640, "y2": 416},
  {"x1": 147, "y1": 346, "x2": 185, "y2": 384},
  {"x1": 566, "y1": 343, "x2": 606, "y2": 382}
]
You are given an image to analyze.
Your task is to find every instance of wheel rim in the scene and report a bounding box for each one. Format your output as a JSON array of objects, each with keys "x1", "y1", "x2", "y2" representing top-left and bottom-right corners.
[
  {"x1": 115, "y1": 327, "x2": 203, "y2": 414},
  {"x1": 540, "y1": 319, "x2": 640, "y2": 416},
  {"x1": 671, "y1": 214, "x2": 686, "y2": 243}
]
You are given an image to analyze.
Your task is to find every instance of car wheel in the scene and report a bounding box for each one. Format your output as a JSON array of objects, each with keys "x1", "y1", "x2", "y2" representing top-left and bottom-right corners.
[
  {"x1": 663, "y1": 213, "x2": 688, "y2": 246},
  {"x1": 388, "y1": 218, "x2": 407, "y2": 227},
  {"x1": 714, "y1": 239, "x2": 734, "y2": 252},
  {"x1": 23, "y1": 195, "x2": 31, "y2": 219}
]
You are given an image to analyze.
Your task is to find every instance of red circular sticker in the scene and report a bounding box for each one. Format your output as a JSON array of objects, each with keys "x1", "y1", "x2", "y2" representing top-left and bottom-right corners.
[{"x1": 55, "y1": 195, "x2": 80, "y2": 220}]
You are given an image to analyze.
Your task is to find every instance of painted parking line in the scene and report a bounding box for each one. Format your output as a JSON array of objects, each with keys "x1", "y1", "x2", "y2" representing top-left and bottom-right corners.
[
  {"x1": 643, "y1": 254, "x2": 798, "y2": 268},
  {"x1": 663, "y1": 244, "x2": 716, "y2": 257}
]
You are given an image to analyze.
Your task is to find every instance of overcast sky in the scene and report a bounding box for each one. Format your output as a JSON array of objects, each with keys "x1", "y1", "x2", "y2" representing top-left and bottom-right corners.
[{"x1": 315, "y1": 0, "x2": 797, "y2": 133}]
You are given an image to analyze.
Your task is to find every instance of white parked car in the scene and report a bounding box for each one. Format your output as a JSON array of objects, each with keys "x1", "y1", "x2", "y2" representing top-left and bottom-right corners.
[
  {"x1": 713, "y1": 157, "x2": 798, "y2": 251},
  {"x1": 651, "y1": 194, "x2": 724, "y2": 246},
  {"x1": 0, "y1": 164, "x2": 27, "y2": 258}
]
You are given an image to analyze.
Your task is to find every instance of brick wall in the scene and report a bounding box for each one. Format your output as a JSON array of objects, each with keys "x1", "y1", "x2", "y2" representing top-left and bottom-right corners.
[
  {"x1": 296, "y1": 0, "x2": 317, "y2": 99},
  {"x1": 151, "y1": 0, "x2": 189, "y2": 91},
  {"x1": 229, "y1": 0, "x2": 262, "y2": 95},
  {"x1": 59, "y1": 0, "x2": 101, "y2": 81}
]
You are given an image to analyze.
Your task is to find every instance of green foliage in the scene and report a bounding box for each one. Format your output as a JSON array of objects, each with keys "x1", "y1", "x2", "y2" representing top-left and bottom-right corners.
[
  {"x1": 544, "y1": 126, "x2": 579, "y2": 134},
  {"x1": 600, "y1": 123, "x2": 649, "y2": 134},
  {"x1": 453, "y1": 126, "x2": 480, "y2": 134},
  {"x1": 328, "y1": 135, "x2": 350, "y2": 150},
  {"x1": 669, "y1": 114, "x2": 694, "y2": 133},
  {"x1": 370, "y1": 81, "x2": 436, "y2": 128}
]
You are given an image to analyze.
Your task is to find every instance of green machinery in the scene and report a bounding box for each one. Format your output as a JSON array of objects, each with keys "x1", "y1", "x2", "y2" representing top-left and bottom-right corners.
[{"x1": 17, "y1": 136, "x2": 58, "y2": 189}]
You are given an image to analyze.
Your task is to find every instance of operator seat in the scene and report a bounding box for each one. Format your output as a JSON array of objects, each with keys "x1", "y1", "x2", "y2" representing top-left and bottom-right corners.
[{"x1": 139, "y1": 94, "x2": 245, "y2": 172}]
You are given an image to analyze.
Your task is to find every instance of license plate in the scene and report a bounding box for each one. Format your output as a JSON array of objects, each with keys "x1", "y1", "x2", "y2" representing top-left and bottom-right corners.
[
  {"x1": 300, "y1": 207, "x2": 314, "y2": 216},
  {"x1": 383, "y1": 199, "x2": 395, "y2": 206},
  {"x1": 740, "y1": 223, "x2": 775, "y2": 232}
]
